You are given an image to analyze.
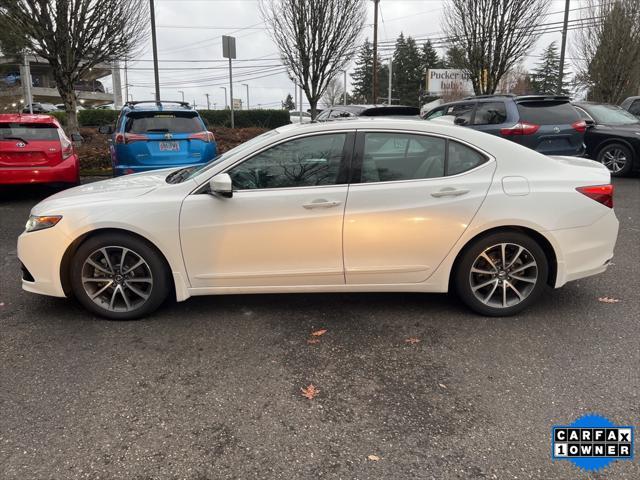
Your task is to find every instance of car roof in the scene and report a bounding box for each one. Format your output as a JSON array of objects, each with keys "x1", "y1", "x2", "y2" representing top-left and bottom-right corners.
[
  {"x1": 0, "y1": 113, "x2": 61, "y2": 125},
  {"x1": 120, "y1": 100, "x2": 196, "y2": 114}
]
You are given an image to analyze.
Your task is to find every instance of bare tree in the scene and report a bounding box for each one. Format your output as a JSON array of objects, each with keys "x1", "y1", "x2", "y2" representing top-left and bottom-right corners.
[
  {"x1": 0, "y1": 0, "x2": 149, "y2": 133},
  {"x1": 573, "y1": 0, "x2": 640, "y2": 104},
  {"x1": 260, "y1": 0, "x2": 365, "y2": 119},
  {"x1": 322, "y1": 77, "x2": 343, "y2": 107},
  {"x1": 443, "y1": 0, "x2": 550, "y2": 95}
]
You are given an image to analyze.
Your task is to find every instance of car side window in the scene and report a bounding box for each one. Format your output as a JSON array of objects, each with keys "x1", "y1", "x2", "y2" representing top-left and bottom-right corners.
[
  {"x1": 228, "y1": 133, "x2": 347, "y2": 190},
  {"x1": 473, "y1": 102, "x2": 507, "y2": 125},
  {"x1": 426, "y1": 108, "x2": 444, "y2": 120},
  {"x1": 315, "y1": 110, "x2": 330, "y2": 121},
  {"x1": 330, "y1": 109, "x2": 352, "y2": 119},
  {"x1": 448, "y1": 141, "x2": 488, "y2": 176},
  {"x1": 447, "y1": 103, "x2": 475, "y2": 125},
  {"x1": 361, "y1": 132, "x2": 446, "y2": 183},
  {"x1": 574, "y1": 107, "x2": 594, "y2": 122},
  {"x1": 629, "y1": 100, "x2": 640, "y2": 116}
]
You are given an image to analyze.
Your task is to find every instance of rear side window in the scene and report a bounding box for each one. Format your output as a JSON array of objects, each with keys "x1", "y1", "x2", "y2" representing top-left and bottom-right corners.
[
  {"x1": 629, "y1": 100, "x2": 640, "y2": 116},
  {"x1": 0, "y1": 123, "x2": 60, "y2": 141},
  {"x1": 516, "y1": 101, "x2": 579, "y2": 125},
  {"x1": 446, "y1": 103, "x2": 475, "y2": 125},
  {"x1": 125, "y1": 112, "x2": 202, "y2": 134},
  {"x1": 473, "y1": 102, "x2": 507, "y2": 125},
  {"x1": 447, "y1": 141, "x2": 488, "y2": 176}
]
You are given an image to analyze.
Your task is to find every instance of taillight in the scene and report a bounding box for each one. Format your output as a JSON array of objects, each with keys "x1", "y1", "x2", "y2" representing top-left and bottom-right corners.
[
  {"x1": 59, "y1": 131, "x2": 73, "y2": 159},
  {"x1": 499, "y1": 122, "x2": 540, "y2": 136},
  {"x1": 576, "y1": 184, "x2": 613, "y2": 208},
  {"x1": 188, "y1": 131, "x2": 215, "y2": 143},
  {"x1": 572, "y1": 120, "x2": 587, "y2": 133},
  {"x1": 115, "y1": 133, "x2": 148, "y2": 144}
]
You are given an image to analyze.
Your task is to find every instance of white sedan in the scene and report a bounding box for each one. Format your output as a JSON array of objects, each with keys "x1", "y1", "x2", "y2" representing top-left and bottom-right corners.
[{"x1": 18, "y1": 119, "x2": 618, "y2": 320}]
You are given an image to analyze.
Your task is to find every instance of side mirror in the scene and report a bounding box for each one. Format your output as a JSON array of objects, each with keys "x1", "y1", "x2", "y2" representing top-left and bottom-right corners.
[
  {"x1": 97, "y1": 125, "x2": 114, "y2": 134},
  {"x1": 209, "y1": 173, "x2": 233, "y2": 198},
  {"x1": 454, "y1": 117, "x2": 468, "y2": 126},
  {"x1": 70, "y1": 133, "x2": 83, "y2": 143},
  {"x1": 584, "y1": 118, "x2": 596, "y2": 128}
]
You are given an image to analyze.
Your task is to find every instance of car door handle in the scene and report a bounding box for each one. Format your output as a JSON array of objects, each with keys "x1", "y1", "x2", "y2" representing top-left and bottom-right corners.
[
  {"x1": 430, "y1": 188, "x2": 470, "y2": 198},
  {"x1": 302, "y1": 199, "x2": 342, "y2": 209}
]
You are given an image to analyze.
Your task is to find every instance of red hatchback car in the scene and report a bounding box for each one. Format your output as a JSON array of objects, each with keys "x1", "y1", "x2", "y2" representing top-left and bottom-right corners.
[{"x1": 0, "y1": 114, "x2": 79, "y2": 186}]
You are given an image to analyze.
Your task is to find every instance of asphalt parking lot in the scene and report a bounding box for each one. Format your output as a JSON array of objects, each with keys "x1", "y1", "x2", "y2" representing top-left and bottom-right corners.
[{"x1": 1, "y1": 178, "x2": 639, "y2": 480}]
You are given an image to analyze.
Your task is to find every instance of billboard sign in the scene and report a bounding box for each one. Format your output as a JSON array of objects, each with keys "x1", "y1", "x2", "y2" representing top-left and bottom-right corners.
[{"x1": 427, "y1": 69, "x2": 473, "y2": 95}]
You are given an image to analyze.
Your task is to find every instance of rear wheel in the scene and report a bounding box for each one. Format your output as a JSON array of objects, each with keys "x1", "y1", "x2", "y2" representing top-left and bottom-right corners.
[
  {"x1": 454, "y1": 232, "x2": 549, "y2": 316},
  {"x1": 596, "y1": 143, "x2": 634, "y2": 177},
  {"x1": 70, "y1": 233, "x2": 170, "y2": 320}
]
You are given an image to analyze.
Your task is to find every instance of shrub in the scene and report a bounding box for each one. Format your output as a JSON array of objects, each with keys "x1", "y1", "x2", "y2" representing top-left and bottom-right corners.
[
  {"x1": 51, "y1": 109, "x2": 118, "y2": 127},
  {"x1": 199, "y1": 109, "x2": 290, "y2": 129}
]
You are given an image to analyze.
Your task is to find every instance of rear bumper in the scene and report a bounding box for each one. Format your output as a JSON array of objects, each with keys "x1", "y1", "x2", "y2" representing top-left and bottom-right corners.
[
  {"x1": 552, "y1": 209, "x2": 619, "y2": 287},
  {"x1": 0, "y1": 155, "x2": 79, "y2": 185}
]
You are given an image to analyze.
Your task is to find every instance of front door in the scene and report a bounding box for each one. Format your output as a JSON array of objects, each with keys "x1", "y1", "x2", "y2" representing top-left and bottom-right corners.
[
  {"x1": 180, "y1": 132, "x2": 353, "y2": 288},
  {"x1": 343, "y1": 130, "x2": 495, "y2": 285}
]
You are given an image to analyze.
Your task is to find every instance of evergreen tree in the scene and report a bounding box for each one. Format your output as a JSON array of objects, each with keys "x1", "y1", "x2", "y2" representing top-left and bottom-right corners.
[
  {"x1": 421, "y1": 40, "x2": 443, "y2": 72},
  {"x1": 282, "y1": 93, "x2": 295, "y2": 110},
  {"x1": 350, "y1": 38, "x2": 388, "y2": 103},
  {"x1": 392, "y1": 33, "x2": 423, "y2": 106},
  {"x1": 530, "y1": 42, "x2": 569, "y2": 95},
  {"x1": 444, "y1": 46, "x2": 467, "y2": 69}
]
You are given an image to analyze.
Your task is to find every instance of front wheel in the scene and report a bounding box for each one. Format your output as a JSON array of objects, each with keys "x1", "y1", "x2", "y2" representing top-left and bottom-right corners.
[
  {"x1": 454, "y1": 232, "x2": 549, "y2": 316},
  {"x1": 596, "y1": 143, "x2": 634, "y2": 177},
  {"x1": 70, "y1": 233, "x2": 170, "y2": 320}
]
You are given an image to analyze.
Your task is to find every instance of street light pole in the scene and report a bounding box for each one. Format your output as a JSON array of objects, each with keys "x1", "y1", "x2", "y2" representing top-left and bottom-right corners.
[
  {"x1": 372, "y1": 0, "x2": 380, "y2": 104},
  {"x1": 388, "y1": 57, "x2": 392, "y2": 105},
  {"x1": 241, "y1": 83, "x2": 249, "y2": 109},
  {"x1": 343, "y1": 70, "x2": 347, "y2": 105},
  {"x1": 178, "y1": 90, "x2": 185, "y2": 102},
  {"x1": 220, "y1": 87, "x2": 227, "y2": 109},
  {"x1": 149, "y1": 0, "x2": 161, "y2": 103},
  {"x1": 205, "y1": 93, "x2": 211, "y2": 110}
]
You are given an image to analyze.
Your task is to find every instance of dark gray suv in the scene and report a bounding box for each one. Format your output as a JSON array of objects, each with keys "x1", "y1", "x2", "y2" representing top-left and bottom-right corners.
[{"x1": 424, "y1": 95, "x2": 586, "y2": 156}]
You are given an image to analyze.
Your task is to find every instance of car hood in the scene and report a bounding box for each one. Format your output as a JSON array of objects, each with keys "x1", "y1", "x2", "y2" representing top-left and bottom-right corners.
[{"x1": 31, "y1": 169, "x2": 175, "y2": 214}]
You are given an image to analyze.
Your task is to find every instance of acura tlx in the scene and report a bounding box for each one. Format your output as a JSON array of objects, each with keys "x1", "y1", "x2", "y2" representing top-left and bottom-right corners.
[{"x1": 17, "y1": 119, "x2": 618, "y2": 320}]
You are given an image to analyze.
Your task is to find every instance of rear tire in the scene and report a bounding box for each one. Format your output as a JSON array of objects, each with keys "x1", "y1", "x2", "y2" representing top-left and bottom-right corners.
[
  {"x1": 454, "y1": 232, "x2": 549, "y2": 317},
  {"x1": 596, "y1": 143, "x2": 634, "y2": 177},
  {"x1": 70, "y1": 233, "x2": 170, "y2": 320}
]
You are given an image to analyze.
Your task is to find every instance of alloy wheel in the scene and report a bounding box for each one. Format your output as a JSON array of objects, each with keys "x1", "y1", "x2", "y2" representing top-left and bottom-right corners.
[
  {"x1": 81, "y1": 246, "x2": 153, "y2": 312},
  {"x1": 601, "y1": 148, "x2": 627, "y2": 173},
  {"x1": 469, "y1": 243, "x2": 538, "y2": 309}
]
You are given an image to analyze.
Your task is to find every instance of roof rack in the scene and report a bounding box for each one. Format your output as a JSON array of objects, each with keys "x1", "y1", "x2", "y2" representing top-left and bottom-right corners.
[
  {"x1": 123, "y1": 100, "x2": 191, "y2": 109},
  {"x1": 462, "y1": 94, "x2": 516, "y2": 100},
  {"x1": 514, "y1": 95, "x2": 571, "y2": 102}
]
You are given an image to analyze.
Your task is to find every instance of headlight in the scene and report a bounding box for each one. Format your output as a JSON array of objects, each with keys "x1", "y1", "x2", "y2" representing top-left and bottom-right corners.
[{"x1": 25, "y1": 215, "x2": 62, "y2": 233}]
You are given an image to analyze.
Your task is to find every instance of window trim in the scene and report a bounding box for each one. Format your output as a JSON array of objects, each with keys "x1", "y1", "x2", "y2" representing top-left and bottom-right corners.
[
  {"x1": 218, "y1": 131, "x2": 356, "y2": 192},
  {"x1": 350, "y1": 129, "x2": 493, "y2": 186}
]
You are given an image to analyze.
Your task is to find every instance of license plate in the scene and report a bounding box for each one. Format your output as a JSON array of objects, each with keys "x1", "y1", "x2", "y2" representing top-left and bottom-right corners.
[{"x1": 159, "y1": 141, "x2": 179, "y2": 152}]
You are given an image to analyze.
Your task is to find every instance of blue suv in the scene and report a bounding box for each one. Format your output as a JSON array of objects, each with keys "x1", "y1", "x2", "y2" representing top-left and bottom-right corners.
[
  {"x1": 424, "y1": 95, "x2": 586, "y2": 156},
  {"x1": 101, "y1": 101, "x2": 217, "y2": 176}
]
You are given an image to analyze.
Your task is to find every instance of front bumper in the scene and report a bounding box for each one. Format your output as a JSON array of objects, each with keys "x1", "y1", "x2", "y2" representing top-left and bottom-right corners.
[
  {"x1": 17, "y1": 224, "x2": 71, "y2": 298},
  {"x1": 0, "y1": 155, "x2": 79, "y2": 185}
]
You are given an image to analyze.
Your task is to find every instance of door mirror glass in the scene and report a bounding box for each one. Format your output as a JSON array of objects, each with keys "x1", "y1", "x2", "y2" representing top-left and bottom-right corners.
[
  {"x1": 209, "y1": 173, "x2": 233, "y2": 197},
  {"x1": 454, "y1": 116, "x2": 468, "y2": 126},
  {"x1": 70, "y1": 133, "x2": 84, "y2": 143},
  {"x1": 97, "y1": 124, "x2": 114, "y2": 134},
  {"x1": 584, "y1": 118, "x2": 596, "y2": 127}
]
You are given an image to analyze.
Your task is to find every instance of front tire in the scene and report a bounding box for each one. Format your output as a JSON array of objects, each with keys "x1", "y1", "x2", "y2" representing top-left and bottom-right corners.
[
  {"x1": 454, "y1": 232, "x2": 549, "y2": 316},
  {"x1": 70, "y1": 233, "x2": 170, "y2": 320},
  {"x1": 596, "y1": 143, "x2": 634, "y2": 177}
]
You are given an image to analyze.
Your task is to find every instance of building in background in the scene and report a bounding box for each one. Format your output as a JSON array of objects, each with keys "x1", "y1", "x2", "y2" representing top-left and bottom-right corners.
[{"x1": 0, "y1": 55, "x2": 119, "y2": 111}]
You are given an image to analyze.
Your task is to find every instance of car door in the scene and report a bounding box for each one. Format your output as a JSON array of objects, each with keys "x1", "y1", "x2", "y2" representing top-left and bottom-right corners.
[
  {"x1": 343, "y1": 130, "x2": 495, "y2": 285},
  {"x1": 180, "y1": 132, "x2": 354, "y2": 288}
]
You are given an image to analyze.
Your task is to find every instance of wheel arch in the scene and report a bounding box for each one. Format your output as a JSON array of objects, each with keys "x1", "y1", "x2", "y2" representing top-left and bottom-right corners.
[
  {"x1": 59, "y1": 227, "x2": 176, "y2": 299},
  {"x1": 594, "y1": 138, "x2": 638, "y2": 162},
  {"x1": 449, "y1": 225, "x2": 558, "y2": 290}
]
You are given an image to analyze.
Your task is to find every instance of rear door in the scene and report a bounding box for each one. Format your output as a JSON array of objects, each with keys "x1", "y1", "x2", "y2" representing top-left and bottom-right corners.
[
  {"x1": 343, "y1": 130, "x2": 495, "y2": 285},
  {"x1": 515, "y1": 100, "x2": 583, "y2": 155},
  {"x1": 0, "y1": 122, "x2": 64, "y2": 168}
]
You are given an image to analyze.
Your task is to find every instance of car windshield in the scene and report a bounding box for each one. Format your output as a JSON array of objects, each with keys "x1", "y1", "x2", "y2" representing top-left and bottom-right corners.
[
  {"x1": 0, "y1": 123, "x2": 60, "y2": 141},
  {"x1": 583, "y1": 104, "x2": 640, "y2": 125},
  {"x1": 125, "y1": 111, "x2": 202, "y2": 134},
  {"x1": 166, "y1": 129, "x2": 280, "y2": 184}
]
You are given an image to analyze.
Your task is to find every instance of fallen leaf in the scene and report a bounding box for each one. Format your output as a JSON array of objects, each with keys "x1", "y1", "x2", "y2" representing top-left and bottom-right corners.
[
  {"x1": 598, "y1": 296, "x2": 620, "y2": 304},
  {"x1": 311, "y1": 328, "x2": 327, "y2": 337},
  {"x1": 405, "y1": 337, "x2": 420, "y2": 345},
  {"x1": 301, "y1": 384, "x2": 319, "y2": 400},
  {"x1": 307, "y1": 338, "x2": 320, "y2": 345},
  {"x1": 438, "y1": 383, "x2": 447, "y2": 389},
  {"x1": 368, "y1": 455, "x2": 380, "y2": 461}
]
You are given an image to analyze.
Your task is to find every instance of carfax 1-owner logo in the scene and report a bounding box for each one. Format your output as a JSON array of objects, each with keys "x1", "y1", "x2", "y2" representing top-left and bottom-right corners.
[{"x1": 552, "y1": 414, "x2": 635, "y2": 472}]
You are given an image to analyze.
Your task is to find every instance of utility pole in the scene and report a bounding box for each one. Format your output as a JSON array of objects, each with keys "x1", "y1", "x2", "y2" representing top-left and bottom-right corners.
[
  {"x1": 205, "y1": 93, "x2": 211, "y2": 110},
  {"x1": 178, "y1": 90, "x2": 185, "y2": 102},
  {"x1": 388, "y1": 57, "x2": 392, "y2": 105},
  {"x1": 124, "y1": 57, "x2": 129, "y2": 104},
  {"x1": 557, "y1": 0, "x2": 570, "y2": 95},
  {"x1": 149, "y1": 0, "x2": 161, "y2": 103},
  {"x1": 372, "y1": 0, "x2": 380, "y2": 104},
  {"x1": 222, "y1": 36, "x2": 236, "y2": 128},
  {"x1": 343, "y1": 70, "x2": 347, "y2": 105},
  {"x1": 242, "y1": 83, "x2": 249, "y2": 109},
  {"x1": 22, "y1": 53, "x2": 33, "y2": 113},
  {"x1": 298, "y1": 84, "x2": 303, "y2": 123},
  {"x1": 193, "y1": 99, "x2": 197, "y2": 109},
  {"x1": 220, "y1": 86, "x2": 227, "y2": 108}
]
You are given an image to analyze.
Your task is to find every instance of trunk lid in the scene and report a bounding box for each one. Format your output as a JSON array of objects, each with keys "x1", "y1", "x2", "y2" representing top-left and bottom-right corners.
[{"x1": 0, "y1": 121, "x2": 65, "y2": 167}]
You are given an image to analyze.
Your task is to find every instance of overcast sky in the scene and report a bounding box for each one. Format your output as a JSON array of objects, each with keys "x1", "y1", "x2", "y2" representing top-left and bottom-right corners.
[{"x1": 101, "y1": 0, "x2": 581, "y2": 110}]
